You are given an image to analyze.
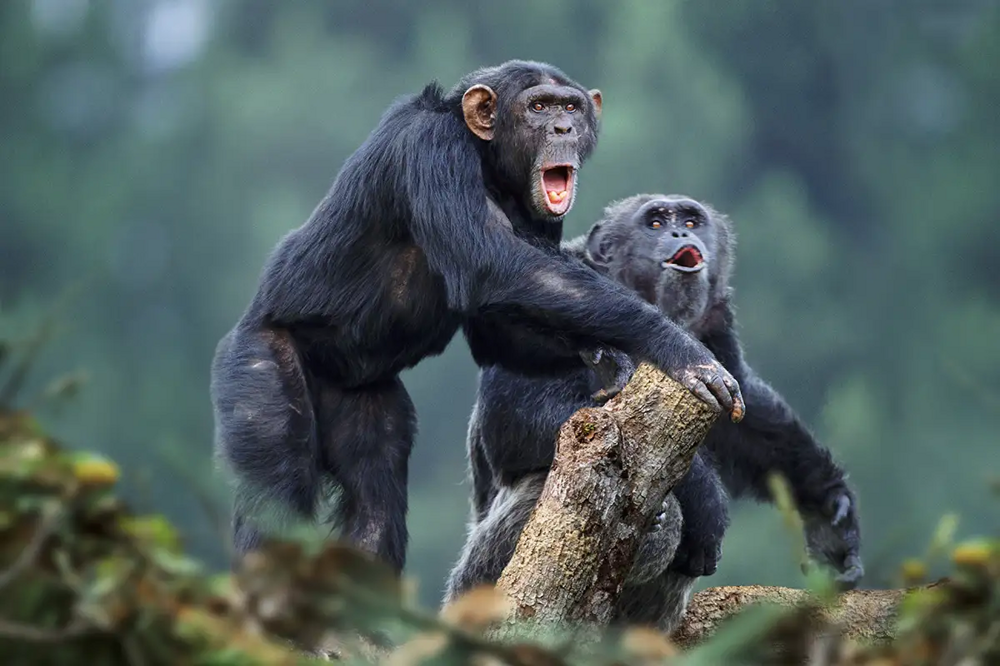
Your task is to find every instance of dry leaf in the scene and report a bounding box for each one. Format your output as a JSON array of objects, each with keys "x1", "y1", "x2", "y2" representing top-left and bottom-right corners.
[
  {"x1": 506, "y1": 643, "x2": 567, "y2": 666},
  {"x1": 384, "y1": 631, "x2": 449, "y2": 666},
  {"x1": 439, "y1": 585, "x2": 512, "y2": 631},
  {"x1": 620, "y1": 626, "x2": 678, "y2": 661}
]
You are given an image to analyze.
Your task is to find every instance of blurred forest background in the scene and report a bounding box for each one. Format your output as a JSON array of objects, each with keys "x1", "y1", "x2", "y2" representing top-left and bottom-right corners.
[{"x1": 1, "y1": 0, "x2": 997, "y2": 609}]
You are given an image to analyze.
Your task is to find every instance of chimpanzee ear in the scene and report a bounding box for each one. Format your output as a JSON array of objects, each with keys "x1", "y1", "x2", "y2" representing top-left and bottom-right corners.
[
  {"x1": 462, "y1": 84, "x2": 497, "y2": 141},
  {"x1": 585, "y1": 223, "x2": 614, "y2": 269},
  {"x1": 588, "y1": 89, "x2": 602, "y2": 121}
]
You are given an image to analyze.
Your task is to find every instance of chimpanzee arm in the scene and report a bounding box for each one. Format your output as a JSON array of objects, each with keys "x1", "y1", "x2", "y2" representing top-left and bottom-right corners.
[
  {"x1": 403, "y1": 114, "x2": 743, "y2": 418},
  {"x1": 668, "y1": 452, "x2": 730, "y2": 577},
  {"x1": 472, "y1": 366, "x2": 594, "y2": 482},
  {"x1": 704, "y1": 372, "x2": 852, "y2": 514},
  {"x1": 697, "y1": 298, "x2": 848, "y2": 512},
  {"x1": 463, "y1": 312, "x2": 585, "y2": 374},
  {"x1": 699, "y1": 299, "x2": 863, "y2": 587}
]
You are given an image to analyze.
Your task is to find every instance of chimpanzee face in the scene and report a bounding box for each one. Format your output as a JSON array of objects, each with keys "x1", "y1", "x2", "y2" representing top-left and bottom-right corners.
[
  {"x1": 461, "y1": 72, "x2": 601, "y2": 221},
  {"x1": 586, "y1": 196, "x2": 721, "y2": 328}
]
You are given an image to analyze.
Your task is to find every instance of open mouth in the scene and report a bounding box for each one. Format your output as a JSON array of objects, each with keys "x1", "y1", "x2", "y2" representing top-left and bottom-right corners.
[
  {"x1": 541, "y1": 165, "x2": 575, "y2": 216},
  {"x1": 661, "y1": 245, "x2": 705, "y2": 273}
]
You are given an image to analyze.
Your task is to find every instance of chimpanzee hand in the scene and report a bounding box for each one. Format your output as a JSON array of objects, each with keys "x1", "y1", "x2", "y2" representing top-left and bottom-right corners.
[
  {"x1": 668, "y1": 474, "x2": 729, "y2": 578},
  {"x1": 670, "y1": 533, "x2": 723, "y2": 578},
  {"x1": 581, "y1": 347, "x2": 636, "y2": 405},
  {"x1": 801, "y1": 485, "x2": 864, "y2": 590},
  {"x1": 669, "y1": 353, "x2": 745, "y2": 424},
  {"x1": 583, "y1": 339, "x2": 744, "y2": 422},
  {"x1": 627, "y1": 494, "x2": 683, "y2": 585}
]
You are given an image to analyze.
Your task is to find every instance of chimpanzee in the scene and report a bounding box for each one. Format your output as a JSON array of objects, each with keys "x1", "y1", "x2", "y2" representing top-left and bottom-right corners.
[
  {"x1": 210, "y1": 63, "x2": 745, "y2": 575},
  {"x1": 444, "y1": 194, "x2": 863, "y2": 631}
]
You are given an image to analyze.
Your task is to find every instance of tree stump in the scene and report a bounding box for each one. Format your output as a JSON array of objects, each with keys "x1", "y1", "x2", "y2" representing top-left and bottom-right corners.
[{"x1": 494, "y1": 362, "x2": 720, "y2": 626}]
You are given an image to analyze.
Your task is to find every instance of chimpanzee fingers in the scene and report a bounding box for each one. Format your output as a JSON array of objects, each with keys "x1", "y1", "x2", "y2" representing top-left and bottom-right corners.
[
  {"x1": 591, "y1": 386, "x2": 620, "y2": 405},
  {"x1": 703, "y1": 543, "x2": 721, "y2": 576},
  {"x1": 835, "y1": 555, "x2": 865, "y2": 590},
  {"x1": 685, "y1": 363, "x2": 744, "y2": 423},
  {"x1": 684, "y1": 377, "x2": 722, "y2": 413},
  {"x1": 843, "y1": 554, "x2": 864, "y2": 578},
  {"x1": 671, "y1": 546, "x2": 715, "y2": 578},
  {"x1": 723, "y1": 373, "x2": 745, "y2": 423},
  {"x1": 704, "y1": 369, "x2": 734, "y2": 415}
]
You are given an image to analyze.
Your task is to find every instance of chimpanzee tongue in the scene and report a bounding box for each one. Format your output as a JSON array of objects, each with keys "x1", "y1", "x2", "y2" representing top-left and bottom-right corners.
[
  {"x1": 669, "y1": 246, "x2": 703, "y2": 268},
  {"x1": 543, "y1": 167, "x2": 571, "y2": 205}
]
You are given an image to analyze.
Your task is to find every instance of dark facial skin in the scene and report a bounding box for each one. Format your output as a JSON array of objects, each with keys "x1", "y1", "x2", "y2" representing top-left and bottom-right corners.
[
  {"x1": 463, "y1": 77, "x2": 601, "y2": 221},
  {"x1": 518, "y1": 83, "x2": 593, "y2": 217},
  {"x1": 590, "y1": 196, "x2": 718, "y2": 329}
]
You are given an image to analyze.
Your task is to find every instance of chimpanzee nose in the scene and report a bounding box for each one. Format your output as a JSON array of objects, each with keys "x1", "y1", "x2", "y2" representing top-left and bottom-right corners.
[
  {"x1": 671, "y1": 230, "x2": 689, "y2": 238},
  {"x1": 554, "y1": 124, "x2": 573, "y2": 135}
]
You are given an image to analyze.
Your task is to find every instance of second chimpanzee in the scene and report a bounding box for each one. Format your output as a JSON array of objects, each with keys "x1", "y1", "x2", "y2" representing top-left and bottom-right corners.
[
  {"x1": 444, "y1": 194, "x2": 863, "y2": 631},
  {"x1": 210, "y1": 63, "x2": 745, "y2": 575}
]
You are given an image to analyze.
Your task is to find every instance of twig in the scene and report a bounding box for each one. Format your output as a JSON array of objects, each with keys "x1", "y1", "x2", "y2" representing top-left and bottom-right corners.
[
  {"x1": 0, "y1": 279, "x2": 90, "y2": 408},
  {"x1": 0, "y1": 505, "x2": 64, "y2": 592},
  {"x1": 122, "y1": 635, "x2": 148, "y2": 666},
  {"x1": 24, "y1": 371, "x2": 87, "y2": 414},
  {"x1": 0, "y1": 317, "x2": 56, "y2": 407},
  {"x1": 0, "y1": 618, "x2": 91, "y2": 642}
]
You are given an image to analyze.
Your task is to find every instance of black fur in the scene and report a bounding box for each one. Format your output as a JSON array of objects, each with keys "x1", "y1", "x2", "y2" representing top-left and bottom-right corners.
[
  {"x1": 210, "y1": 62, "x2": 743, "y2": 574},
  {"x1": 444, "y1": 194, "x2": 863, "y2": 630}
]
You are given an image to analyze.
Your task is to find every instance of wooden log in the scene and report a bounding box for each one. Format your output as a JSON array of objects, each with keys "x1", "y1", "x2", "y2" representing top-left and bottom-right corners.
[{"x1": 494, "y1": 362, "x2": 721, "y2": 626}]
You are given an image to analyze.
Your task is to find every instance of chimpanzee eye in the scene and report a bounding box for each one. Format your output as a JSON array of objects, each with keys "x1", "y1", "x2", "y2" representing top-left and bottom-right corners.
[
  {"x1": 565, "y1": 103, "x2": 576, "y2": 112},
  {"x1": 649, "y1": 219, "x2": 662, "y2": 229},
  {"x1": 531, "y1": 102, "x2": 545, "y2": 112},
  {"x1": 685, "y1": 219, "x2": 697, "y2": 229}
]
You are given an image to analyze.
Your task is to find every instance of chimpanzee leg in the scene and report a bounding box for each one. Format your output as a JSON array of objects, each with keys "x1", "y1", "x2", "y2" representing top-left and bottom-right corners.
[
  {"x1": 319, "y1": 377, "x2": 416, "y2": 573},
  {"x1": 443, "y1": 475, "x2": 687, "y2": 606},
  {"x1": 210, "y1": 326, "x2": 323, "y2": 560},
  {"x1": 443, "y1": 473, "x2": 548, "y2": 604},
  {"x1": 615, "y1": 571, "x2": 698, "y2": 634}
]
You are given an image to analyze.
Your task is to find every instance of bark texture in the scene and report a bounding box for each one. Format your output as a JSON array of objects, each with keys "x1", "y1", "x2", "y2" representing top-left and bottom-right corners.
[
  {"x1": 673, "y1": 584, "x2": 914, "y2": 648},
  {"x1": 494, "y1": 362, "x2": 720, "y2": 626}
]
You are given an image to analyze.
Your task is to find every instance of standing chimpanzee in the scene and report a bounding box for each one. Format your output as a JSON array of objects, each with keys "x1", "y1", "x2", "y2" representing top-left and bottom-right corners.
[
  {"x1": 444, "y1": 194, "x2": 863, "y2": 632},
  {"x1": 210, "y1": 63, "x2": 745, "y2": 575}
]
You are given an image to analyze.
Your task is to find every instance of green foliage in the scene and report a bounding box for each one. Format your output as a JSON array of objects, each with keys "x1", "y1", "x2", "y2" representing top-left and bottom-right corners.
[{"x1": 1, "y1": 396, "x2": 998, "y2": 665}]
